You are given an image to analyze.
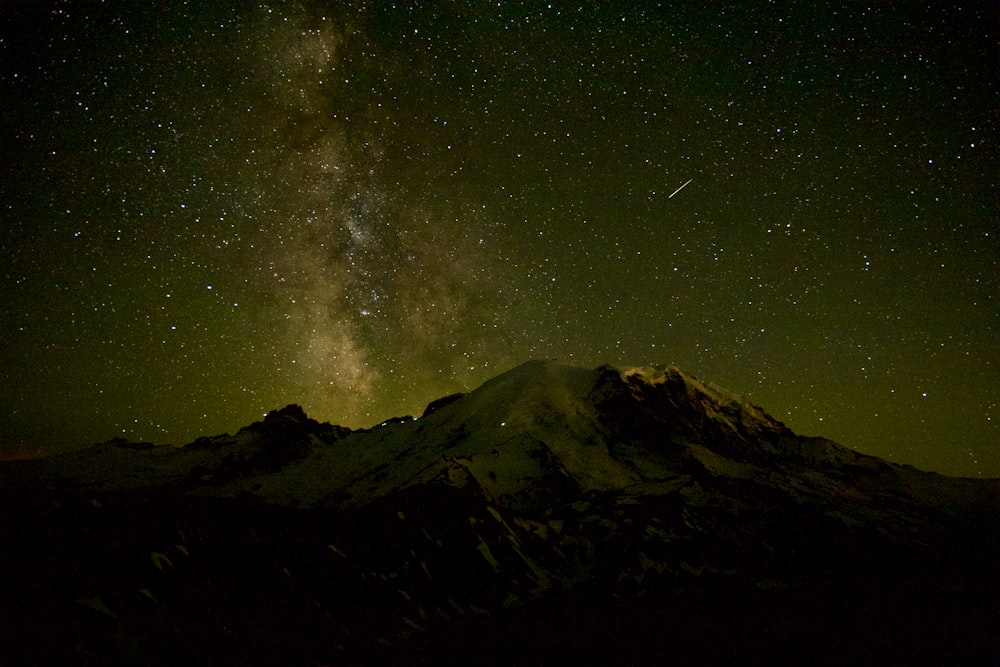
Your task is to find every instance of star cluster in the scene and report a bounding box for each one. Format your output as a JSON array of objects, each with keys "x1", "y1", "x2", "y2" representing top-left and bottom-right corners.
[{"x1": 1, "y1": 2, "x2": 996, "y2": 476}]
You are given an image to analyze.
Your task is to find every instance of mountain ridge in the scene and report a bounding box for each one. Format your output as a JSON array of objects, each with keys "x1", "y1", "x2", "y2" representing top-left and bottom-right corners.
[
  {"x1": 4, "y1": 359, "x2": 997, "y2": 518},
  {"x1": 1, "y1": 359, "x2": 997, "y2": 665}
]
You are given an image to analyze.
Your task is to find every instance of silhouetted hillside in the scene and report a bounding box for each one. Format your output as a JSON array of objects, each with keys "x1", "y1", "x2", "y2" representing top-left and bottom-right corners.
[{"x1": 2, "y1": 361, "x2": 997, "y2": 665}]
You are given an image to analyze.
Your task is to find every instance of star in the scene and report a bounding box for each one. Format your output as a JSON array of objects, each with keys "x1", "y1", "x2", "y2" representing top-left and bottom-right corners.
[{"x1": 0, "y1": 2, "x2": 996, "y2": 476}]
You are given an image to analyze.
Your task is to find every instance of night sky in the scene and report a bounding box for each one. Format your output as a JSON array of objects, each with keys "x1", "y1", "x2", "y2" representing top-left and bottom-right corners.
[{"x1": 2, "y1": 2, "x2": 996, "y2": 477}]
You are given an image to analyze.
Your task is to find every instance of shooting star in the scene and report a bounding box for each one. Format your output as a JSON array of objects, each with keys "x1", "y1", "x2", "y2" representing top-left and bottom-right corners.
[{"x1": 668, "y1": 178, "x2": 693, "y2": 199}]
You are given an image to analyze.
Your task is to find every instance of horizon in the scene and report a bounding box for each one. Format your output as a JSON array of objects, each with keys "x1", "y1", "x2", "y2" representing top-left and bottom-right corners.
[{"x1": 4, "y1": 358, "x2": 997, "y2": 479}]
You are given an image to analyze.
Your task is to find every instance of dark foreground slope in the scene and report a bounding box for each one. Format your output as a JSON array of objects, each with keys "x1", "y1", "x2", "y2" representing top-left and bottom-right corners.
[{"x1": 2, "y1": 361, "x2": 998, "y2": 665}]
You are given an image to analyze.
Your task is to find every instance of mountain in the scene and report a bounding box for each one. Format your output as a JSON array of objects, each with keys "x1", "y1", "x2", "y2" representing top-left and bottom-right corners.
[{"x1": 2, "y1": 360, "x2": 998, "y2": 665}]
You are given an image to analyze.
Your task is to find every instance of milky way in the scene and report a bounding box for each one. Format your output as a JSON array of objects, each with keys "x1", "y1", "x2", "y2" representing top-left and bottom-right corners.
[{"x1": 1, "y1": 2, "x2": 997, "y2": 476}]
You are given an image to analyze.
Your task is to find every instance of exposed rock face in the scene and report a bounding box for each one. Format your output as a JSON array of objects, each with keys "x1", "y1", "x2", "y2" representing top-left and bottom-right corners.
[
  {"x1": 1, "y1": 361, "x2": 997, "y2": 665},
  {"x1": 264, "y1": 403, "x2": 309, "y2": 422}
]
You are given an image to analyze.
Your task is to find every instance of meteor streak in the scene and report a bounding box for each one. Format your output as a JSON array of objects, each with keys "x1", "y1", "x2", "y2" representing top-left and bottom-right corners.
[{"x1": 668, "y1": 178, "x2": 693, "y2": 198}]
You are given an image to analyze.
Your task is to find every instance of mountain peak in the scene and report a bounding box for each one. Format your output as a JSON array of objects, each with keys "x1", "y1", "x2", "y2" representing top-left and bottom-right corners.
[
  {"x1": 264, "y1": 404, "x2": 309, "y2": 422},
  {"x1": 1, "y1": 359, "x2": 997, "y2": 665}
]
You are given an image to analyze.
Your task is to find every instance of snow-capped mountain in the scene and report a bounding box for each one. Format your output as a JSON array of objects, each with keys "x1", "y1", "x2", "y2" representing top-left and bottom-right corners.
[{"x1": 2, "y1": 361, "x2": 998, "y2": 665}]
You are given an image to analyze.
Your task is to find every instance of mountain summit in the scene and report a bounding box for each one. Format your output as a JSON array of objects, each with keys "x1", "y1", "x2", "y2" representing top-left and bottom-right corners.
[{"x1": 2, "y1": 360, "x2": 998, "y2": 665}]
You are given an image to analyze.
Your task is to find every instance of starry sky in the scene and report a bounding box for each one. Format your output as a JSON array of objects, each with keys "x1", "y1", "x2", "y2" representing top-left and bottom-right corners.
[{"x1": 1, "y1": 1, "x2": 997, "y2": 476}]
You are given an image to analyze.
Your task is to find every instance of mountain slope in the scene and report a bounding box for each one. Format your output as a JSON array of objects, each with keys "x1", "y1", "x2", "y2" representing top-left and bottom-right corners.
[{"x1": 1, "y1": 360, "x2": 997, "y2": 665}]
